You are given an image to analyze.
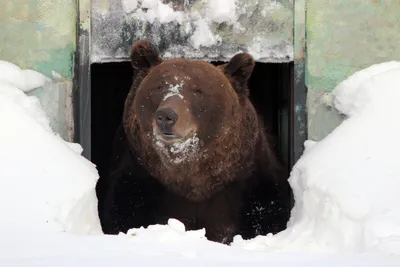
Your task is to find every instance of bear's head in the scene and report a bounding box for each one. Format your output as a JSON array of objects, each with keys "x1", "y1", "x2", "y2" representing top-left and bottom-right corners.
[{"x1": 123, "y1": 40, "x2": 261, "y2": 201}]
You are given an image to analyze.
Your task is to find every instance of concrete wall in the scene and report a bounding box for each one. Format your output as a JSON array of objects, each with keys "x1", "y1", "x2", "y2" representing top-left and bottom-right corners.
[
  {"x1": 2, "y1": 0, "x2": 399, "y2": 148},
  {"x1": 0, "y1": 1, "x2": 77, "y2": 141},
  {"x1": 91, "y1": 0, "x2": 293, "y2": 63},
  {"x1": 306, "y1": 0, "x2": 400, "y2": 141}
]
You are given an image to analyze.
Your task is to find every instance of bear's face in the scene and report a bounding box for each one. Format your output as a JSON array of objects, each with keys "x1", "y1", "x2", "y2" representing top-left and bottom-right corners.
[
  {"x1": 124, "y1": 40, "x2": 257, "y2": 200},
  {"x1": 132, "y1": 59, "x2": 240, "y2": 164}
]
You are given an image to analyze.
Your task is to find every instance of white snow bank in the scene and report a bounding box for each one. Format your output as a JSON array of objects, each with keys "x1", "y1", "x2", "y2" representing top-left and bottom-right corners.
[
  {"x1": 206, "y1": 0, "x2": 237, "y2": 24},
  {"x1": 121, "y1": 218, "x2": 207, "y2": 244},
  {"x1": 333, "y1": 61, "x2": 400, "y2": 117},
  {"x1": 6, "y1": 232, "x2": 400, "y2": 267},
  {"x1": 0, "y1": 60, "x2": 50, "y2": 93},
  {"x1": 0, "y1": 62, "x2": 102, "y2": 236},
  {"x1": 232, "y1": 61, "x2": 400, "y2": 254},
  {"x1": 2, "y1": 60, "x2": 400, "y2": 266}
]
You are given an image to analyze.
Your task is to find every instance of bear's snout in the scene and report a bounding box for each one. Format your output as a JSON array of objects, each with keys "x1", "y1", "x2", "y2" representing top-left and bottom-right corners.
[
  {"x1": 152, "y1": 97, "x2": 197, "y2": 144},
  {"x1": 155, "y1": 108, "x2": 178, "y2": 131}
]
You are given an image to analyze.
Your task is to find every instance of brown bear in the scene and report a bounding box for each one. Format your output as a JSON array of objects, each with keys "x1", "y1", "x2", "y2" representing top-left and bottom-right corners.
[{"x1": 96, "y1": 40, "x2": 293, "y2": 244}]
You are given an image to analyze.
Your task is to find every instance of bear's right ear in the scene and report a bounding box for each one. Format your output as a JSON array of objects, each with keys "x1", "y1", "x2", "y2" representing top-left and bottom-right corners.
[{"x1": 130, "y1": 40, "x2": 163, "y2": 70}]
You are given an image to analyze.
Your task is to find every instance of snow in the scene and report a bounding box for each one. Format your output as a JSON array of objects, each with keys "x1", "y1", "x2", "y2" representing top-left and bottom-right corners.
[
  {"x1": 124, "y1": 218, "x2": 206, "y2": 243},
  {"x1": 206, "y1": 0, "x2": 237, "y2": 24},
  {"x1": 169, "y1": 133, "x2": 200, "y2": 164},
  {"x1": 231, "y1": 61, "x2": 400, "y2": 254},
  {"x1": 189, "y1": 17, "x2": 222, "y2": 49},
  {"x1": 121, "y1": 0, "x2": 138, "y2": 13},
  {"x1": 0, "y1": 64, "x2": 101, "y2": 237},
  {"x1": 132, "y1": 0, "x2": 185, "y2": 24},
  {"x1": 0, "y1": 61, "x2": 50, "y2": 93},
  {"x1": 163, "y1": 80, "x2": 185, "y2": 100},
  {"x1": 332, "y1": 61, "x2": 400, "y2": 117},
  {"x1": 1, "y1": 60, "x2": 400, "y2": 266},
  {"x1": 155, "y1": 133, "x2": 200, "y2": 164}
]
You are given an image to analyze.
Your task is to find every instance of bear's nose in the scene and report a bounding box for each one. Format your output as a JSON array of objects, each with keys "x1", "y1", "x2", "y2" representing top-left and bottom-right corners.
[{"x1": 155, "y1": 108, "x2": 178, "y2": 130}]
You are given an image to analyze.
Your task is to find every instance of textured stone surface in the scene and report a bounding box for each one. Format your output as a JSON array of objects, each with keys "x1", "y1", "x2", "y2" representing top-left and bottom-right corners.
[
  {"x1": 306, "y1": 0, "x2": 400, "y2": 141},
  {"x1": 91, "y1": 0, "x2": 294, "y2": 63}
]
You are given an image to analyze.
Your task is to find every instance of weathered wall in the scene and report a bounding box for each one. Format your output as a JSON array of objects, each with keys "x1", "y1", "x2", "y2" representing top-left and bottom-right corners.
[
  {"x1": 306, "y1": 0, "x2": 400, "y2": 141},
  {"x1": 0, "y1": 1, "x2": 76, "y2": 141},
  {"x1": 91, "y1": 0, "x2": 293, "y2": 63},
  {"x1": 3, "y1": 0, "x2": 398, "y2": 148}
]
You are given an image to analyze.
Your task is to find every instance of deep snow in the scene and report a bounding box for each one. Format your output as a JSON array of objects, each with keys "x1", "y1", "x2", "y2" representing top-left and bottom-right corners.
[
  {"x1": 232, "y1": 62, "x2": 400, "y2": 254},
  {"x1": 0, "y1": 60, "x2": 400, "y2": 266},
  {"x1": 0, "y1": 61, "x2": 102, "y2": 237}
]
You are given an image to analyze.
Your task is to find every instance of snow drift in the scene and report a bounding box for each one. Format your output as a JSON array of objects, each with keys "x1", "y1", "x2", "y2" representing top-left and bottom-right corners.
[
  {"x1": 0, "y1": 60, "x2": 50, "y2": 93},
  {"x1": 232, "y1": 61, "x2": 400, "y2": 254},
  {"x1": 0, "y1": 60, "x2": 400, "y2": 266},
  {"x1": 0, "y1": 61, "x2": 102, "y2": 236}
]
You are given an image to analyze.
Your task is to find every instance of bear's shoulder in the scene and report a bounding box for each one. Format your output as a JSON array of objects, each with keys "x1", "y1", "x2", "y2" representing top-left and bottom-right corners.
[
  {"x1": 107, "y1": 124, "x2": 145, "y2": 179},
  {"x1": 96, "y1": 123, "x2": 166, "y2": 234}
]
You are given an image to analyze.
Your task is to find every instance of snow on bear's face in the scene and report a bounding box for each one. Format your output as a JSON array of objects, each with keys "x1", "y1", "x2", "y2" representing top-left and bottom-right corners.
[{"x1": 132, "y1": 59, "x2": 240, "y2": 164}]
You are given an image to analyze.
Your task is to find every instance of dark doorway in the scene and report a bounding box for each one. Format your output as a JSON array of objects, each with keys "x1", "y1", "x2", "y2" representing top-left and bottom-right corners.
[
  {"x1": 90, "y1": 61, "x2": 133, "y2": 181},
  {"x1": 90, "y1": 61, "x2": 293, "y2": 183}
]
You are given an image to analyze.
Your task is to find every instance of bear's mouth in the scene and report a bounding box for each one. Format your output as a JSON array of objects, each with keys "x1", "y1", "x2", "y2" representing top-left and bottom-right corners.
[
  {"x1": 161, "y1": 132, "x2": 182, "y2": 141},
  {"x1": 154, "y1": 129, "x2": 195, "y2": 145}
]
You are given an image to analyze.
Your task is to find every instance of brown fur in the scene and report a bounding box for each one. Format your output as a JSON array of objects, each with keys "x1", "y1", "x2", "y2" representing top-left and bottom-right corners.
[
  {"x1": 97, "y1": 40, "x2": 292, "y2": 244},
  {"x1": 123, "y1": 57, "x2": 264, "y2": 201}
]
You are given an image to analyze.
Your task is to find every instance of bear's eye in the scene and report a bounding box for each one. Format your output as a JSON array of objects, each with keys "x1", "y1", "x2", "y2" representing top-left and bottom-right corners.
[{"x1": 193, "y1": 89, "x2": 203, "y2": 97}]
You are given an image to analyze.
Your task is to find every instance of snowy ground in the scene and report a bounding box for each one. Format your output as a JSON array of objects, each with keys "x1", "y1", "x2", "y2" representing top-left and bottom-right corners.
[{"x1": 1, "y1": 60, "x2": 400, "y2": 266}]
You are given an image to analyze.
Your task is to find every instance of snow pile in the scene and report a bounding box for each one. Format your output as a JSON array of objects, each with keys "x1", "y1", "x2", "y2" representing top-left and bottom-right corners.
[
  {"x1": 125, "y1": 0, "x2": 237, "y2": 25},
  {"x1": 132, "y1": 0, "x2": 185, "y2": 24},
  {"x1": 0, "y1": 62, "x2": 102, "y2": 236},
  {"x1": 232, "y1": 61, "x2": 400, "y2": 254},
  {"x1": 121, "y1": 218, "x2": 207, "y2": 244},
  {"x1": 332, "y1": 61, "x2": 400, "y2": 117},
  {"x1": 2, "y1": 59, "x2": 400, "y2": 265},
  {"x1": 131, "y1": 0, "x2": 246, "y2": 50},
  {"x1": 0, "y1": 61, "x2": 50, "y2": 93},
  {"x1": 129, "y1": 0, "x2": 233, "y2": 49}
]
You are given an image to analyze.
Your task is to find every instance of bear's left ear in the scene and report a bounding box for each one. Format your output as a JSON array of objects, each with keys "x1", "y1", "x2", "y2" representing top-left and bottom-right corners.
[
  {"x1": 222, "y1": 52, "x2": 255, "y2": 96},
  {"x1": 130, "y1": 40, "x2": 163, "y2": 70}
]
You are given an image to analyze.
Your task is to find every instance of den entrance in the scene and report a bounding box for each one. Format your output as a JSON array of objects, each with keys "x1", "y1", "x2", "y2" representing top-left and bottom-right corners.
[{"x1": 91, "y1": 60, "x2": 294, "y2": 206}]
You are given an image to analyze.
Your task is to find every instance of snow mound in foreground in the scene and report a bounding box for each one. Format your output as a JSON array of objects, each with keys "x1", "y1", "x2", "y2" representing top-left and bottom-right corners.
[
  {"x1": 121, "y1": 219, "x2": 207, "y2": 244},
  {"x1": 2, "y1": 59, "x2": 400, "y2": 259},
  {"x1": 0, "y1": 62, "x2": 102, "y2": 236},
  {"x1": 232, "y1": 61, "x2": 400, "y2": 254}
]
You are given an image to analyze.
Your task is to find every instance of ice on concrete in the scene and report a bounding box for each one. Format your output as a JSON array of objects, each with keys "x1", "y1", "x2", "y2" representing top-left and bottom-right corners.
[{"x1": 91, "y1": 0, "x2": 293, "y2": 63}]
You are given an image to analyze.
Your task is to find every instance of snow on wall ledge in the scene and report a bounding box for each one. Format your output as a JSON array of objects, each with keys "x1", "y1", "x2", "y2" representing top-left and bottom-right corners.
[{"x1": 91, "y1": 0, "x2": 293, "y2": 63}]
